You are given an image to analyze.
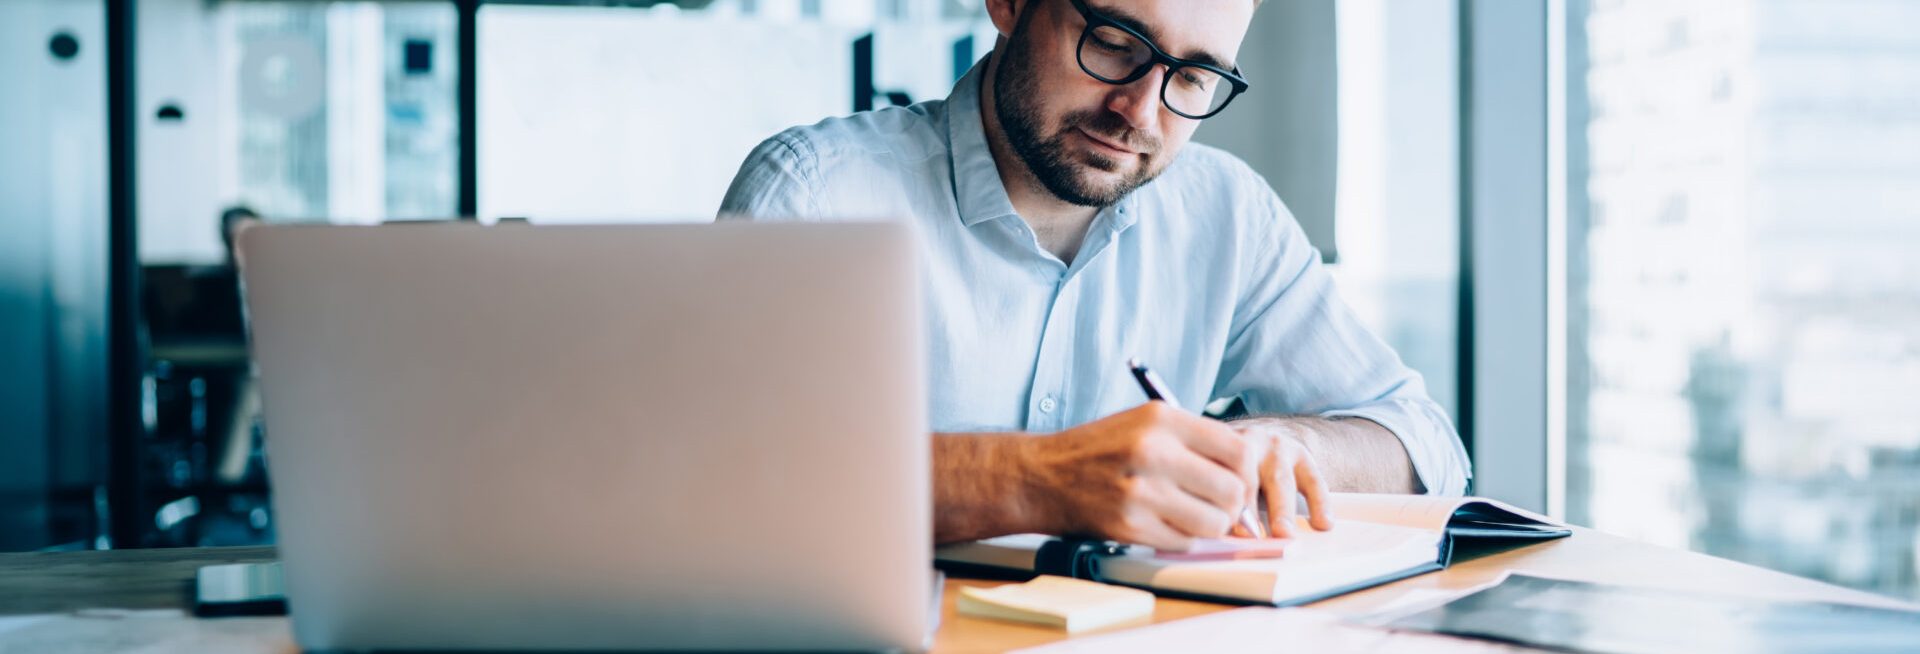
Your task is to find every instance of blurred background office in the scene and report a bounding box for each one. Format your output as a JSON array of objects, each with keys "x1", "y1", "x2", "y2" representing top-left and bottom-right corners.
[{"x1": 2, "y1": 0, "x2": 1916, "y2": 602}]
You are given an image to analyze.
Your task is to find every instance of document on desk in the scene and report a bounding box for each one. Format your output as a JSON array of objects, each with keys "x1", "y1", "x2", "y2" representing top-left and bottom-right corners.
[
  {"x1": 0, "y1": 614, "x2": 53, "y2": 638},
  {"x1": 1385, "y1": 573, "x2": 1920, "y2": 654},
  {"x1": 1010, "y1": 607, "x2": 1528, "y2": 654},
  {"x1": 0, "y1": 610, "x2": 291, "y2": 653},
  {"x1": 935, "y1": 493, "x2": 1569, "y2": 606}
]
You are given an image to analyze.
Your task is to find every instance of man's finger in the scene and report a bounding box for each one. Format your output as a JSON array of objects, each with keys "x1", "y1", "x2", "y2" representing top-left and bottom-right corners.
[
  {"x1": 1160, "y1": 443, "x2": 1248, "y2": 513},
  {"x1": 1142, "y1": 476, "x2": 1234, "y2": 539},
  {"x1": 1264, "y1": 450, "x2": 1298, "y2": 539},
  {"x1": 1144, "y1": 518, "x2": 1198, "y2": 553},
  {"x1": 1121, "y1": 498, "x2": 1204, "y2": 551},
  {"x1": 1164, "y1": 412, "x2": 1250, "y2": 474},
  {"x1": 1296, "y1": 453, "x2": 1335, "y2": 531},
  {"x1": 1237, "y1": 430, "x2": 1267, "y2": 523}
]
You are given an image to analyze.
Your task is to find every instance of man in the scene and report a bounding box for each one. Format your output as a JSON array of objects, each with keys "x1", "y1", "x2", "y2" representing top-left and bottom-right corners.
[{"x1": 719, "y1": 0, "x2": 1470, "y2": 551}]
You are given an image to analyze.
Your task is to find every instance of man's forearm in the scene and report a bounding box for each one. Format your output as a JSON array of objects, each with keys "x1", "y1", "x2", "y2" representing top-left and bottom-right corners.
[
  {"x1": 931, "y1": 432, "x2": 1052, "y2": 544},
  {"x1": 1230, "y1": 416, "x2": 1422, "y2": 494}
]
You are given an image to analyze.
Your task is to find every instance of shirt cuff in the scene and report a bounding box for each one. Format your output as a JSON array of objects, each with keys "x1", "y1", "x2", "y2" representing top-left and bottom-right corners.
[{"x1": 1320, "y1": 397, "x2": 1472, "y2": 496}]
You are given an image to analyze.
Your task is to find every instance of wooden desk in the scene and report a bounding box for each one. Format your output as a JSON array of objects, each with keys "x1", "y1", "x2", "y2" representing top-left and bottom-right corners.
[{"x1": 1, "y1": 529, "x2": 1911, "y2": 653}]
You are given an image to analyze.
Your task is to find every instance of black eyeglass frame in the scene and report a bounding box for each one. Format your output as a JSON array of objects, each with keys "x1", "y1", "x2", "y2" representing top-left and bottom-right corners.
[{"x1": 1066, "y1": 0, "x2": 1251, "y2": 120}]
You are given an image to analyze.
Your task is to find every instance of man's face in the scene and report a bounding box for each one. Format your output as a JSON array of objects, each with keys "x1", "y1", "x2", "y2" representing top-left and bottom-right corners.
[{"x1": 994, "y1": 0, "x2": 1254, "y2": 207}]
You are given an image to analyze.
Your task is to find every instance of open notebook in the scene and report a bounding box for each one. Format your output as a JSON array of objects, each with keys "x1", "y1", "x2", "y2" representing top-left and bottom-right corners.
[{"x1": 935, "y1": 494, "x2": 1570, "y2": 606}]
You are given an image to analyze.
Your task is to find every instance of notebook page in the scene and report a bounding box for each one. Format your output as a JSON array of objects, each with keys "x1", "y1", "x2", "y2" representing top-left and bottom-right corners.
[
  {"x1": 1330, "y1": 494, "x2": 1564, "y2": 534},
  {"x1": 1102, "y1": 519, "x2": 1440, "y2": 603},
  {"x1": 1328, "y1": 494, "x2": 1471, "y2": 532}
]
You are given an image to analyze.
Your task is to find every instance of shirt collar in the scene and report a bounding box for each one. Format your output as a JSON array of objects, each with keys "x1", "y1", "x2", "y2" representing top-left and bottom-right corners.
[
  {"x1": 946, "y1": 58, "x2": 1020, "y2": 227},
  {"x1": 944, "y1": 57, "x2": 1144, "y2": 239}
]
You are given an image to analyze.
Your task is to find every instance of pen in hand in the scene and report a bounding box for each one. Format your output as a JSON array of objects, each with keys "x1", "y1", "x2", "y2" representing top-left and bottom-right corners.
[{"x1": 1126, "y1": 357, "x2": 1272, "y2": 540}]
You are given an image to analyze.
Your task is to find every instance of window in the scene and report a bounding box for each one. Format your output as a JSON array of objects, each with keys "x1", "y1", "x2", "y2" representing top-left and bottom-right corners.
[
  {"x1": 1566, "y1": 0, "x2": 1920, "y2": 599},
  {"x1": 141, "y1": 0, "x2": 458, "y2": 262},
  {"x1": 477, "y1": 0, "x2": 994, "y2": 223},
  {"x1": 134, "y1": 0, "x2": 459, "y2": 548},
  {"x1": 1325, "y1": 0, "x2": 1461, "y2": 421}
]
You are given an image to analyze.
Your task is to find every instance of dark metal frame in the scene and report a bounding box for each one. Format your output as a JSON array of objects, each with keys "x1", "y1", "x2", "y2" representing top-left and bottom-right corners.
[
  {"x1": 1455, "y1": 0, "x2": 1476, "y2": 460},
  {"x1": 457, "y1": 0, "x2": 479, "y2": 218},
  {"x1": 106, "y1": 0, "x2": 143, "y2": 547},
  {"x1": 1066, "y1": 0, "x2": 1249, "y2": 120},
  {"x1": 853, "y1": 33, "x2": 875, "y2": 112}
]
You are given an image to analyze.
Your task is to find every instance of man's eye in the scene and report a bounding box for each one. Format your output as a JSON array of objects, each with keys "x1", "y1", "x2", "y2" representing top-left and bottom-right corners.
[
  {"x1": 1178, "y1": 71, "x2": 1210, "y2": 88},
  {"x1": 1089, "y1": 27, "x2": 1135, "y2": 54}
]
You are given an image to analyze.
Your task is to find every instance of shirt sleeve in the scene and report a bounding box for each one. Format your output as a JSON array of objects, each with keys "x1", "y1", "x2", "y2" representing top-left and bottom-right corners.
[
  {"x1": 1211, "y1": 189, "x2": 1472, "y2": 496},
  {"x1": 717, "y1": 129, "x2": 820, "y2": 221}
]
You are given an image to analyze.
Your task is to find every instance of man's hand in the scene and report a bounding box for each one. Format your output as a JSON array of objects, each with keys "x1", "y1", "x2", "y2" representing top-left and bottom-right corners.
[
  {"x1": 1229, "y1": 422, "x2": 1334, "y2": 539},
  {"x1": 929, "y1": 410, "x2": 1392, "y2": 548},
  {"x1": 1019, "y1": 401, "x2": 1257, "y2": 552}
]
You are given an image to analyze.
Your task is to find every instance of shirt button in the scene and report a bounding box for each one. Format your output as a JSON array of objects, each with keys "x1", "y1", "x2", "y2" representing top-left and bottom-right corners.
[{"x1": 1038, "y1": 396, "x2": 1058, "y2": 413}]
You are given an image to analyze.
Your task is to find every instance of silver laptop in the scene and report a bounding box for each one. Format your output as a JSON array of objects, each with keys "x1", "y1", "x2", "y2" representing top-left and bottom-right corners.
[{"x1": 238, "y1": 221, "x2": 930, "y2": 651}]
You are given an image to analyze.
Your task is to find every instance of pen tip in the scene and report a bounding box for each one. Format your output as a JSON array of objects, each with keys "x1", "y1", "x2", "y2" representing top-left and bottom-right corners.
[{"x1": 1127, "y1": 356, "x2": 1142, "y2": 369}]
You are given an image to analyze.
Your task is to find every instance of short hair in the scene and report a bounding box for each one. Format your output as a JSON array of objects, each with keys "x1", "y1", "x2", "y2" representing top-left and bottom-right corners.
[{"x1": 219, "y1": 205, "x2": 259, "y2": 258}]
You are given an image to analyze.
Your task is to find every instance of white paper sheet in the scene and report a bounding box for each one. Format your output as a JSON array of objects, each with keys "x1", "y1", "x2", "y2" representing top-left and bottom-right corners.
[
  {"x1": 0, "y1": 611, "x2": 292, "y2": 654},
  {"x1": 1011, "y1": 606, "x2": 1529, "y2": 653},
  {"x1": 0, "y1": 614, "x2": 54, "y2": 637}
]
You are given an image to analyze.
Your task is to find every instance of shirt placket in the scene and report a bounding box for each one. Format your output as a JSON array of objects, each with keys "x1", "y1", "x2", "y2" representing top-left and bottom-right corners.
[
  {"x1": 1022, "y1": 203, "x2": 1135, "y2": 433},
  {"x1": 1025, "y1": 269, "x2": 1083, "y2": 433}
]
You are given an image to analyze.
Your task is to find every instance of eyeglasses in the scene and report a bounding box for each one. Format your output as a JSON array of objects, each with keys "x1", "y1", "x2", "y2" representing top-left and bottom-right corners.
[{"x1": 1067, "y1": 0, "x2": 1250, "y2": 120}]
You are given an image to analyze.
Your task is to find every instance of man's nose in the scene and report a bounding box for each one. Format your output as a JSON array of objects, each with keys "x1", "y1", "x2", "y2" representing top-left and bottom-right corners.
[{"x1": 1105, "y1": 65, "x2": 1165, "y2": 132}]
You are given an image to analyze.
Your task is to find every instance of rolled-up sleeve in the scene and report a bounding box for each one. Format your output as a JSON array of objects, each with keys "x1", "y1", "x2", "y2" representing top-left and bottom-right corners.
[{"x1": 1211, "y1": 191, "x2": 1472, "y2": 496}]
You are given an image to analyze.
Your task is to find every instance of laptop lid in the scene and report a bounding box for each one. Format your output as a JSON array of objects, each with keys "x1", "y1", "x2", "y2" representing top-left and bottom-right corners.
[{"x1": 239, "y1": 221, "x2": 928, "y2": 651}]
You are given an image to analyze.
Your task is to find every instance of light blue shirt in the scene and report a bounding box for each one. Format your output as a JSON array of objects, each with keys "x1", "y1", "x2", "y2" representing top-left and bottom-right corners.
[{"x1": 718, "y1": 60, "x2": 1470, "y2": 495}]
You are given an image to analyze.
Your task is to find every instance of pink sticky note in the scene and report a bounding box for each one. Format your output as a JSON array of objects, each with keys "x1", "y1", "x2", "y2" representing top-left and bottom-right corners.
[{"x1": 1153, "y1": 537, "x2": 1289, "y2": 561}]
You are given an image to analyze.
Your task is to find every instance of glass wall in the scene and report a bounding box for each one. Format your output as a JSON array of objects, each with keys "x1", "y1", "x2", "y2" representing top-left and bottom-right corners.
[
  {"x1": 477, "y1": 0, "x2": 993, "y2": 223},
  {"x1": 1323, "y1": 0, "x2": 1461, "y2": 421},
  {"x1": 0, "y1": 0, "x2": 110, "y2": 552},
  {"x1": 118, "y1": 0, "x2": 998, "y2": 548},
  {"x1": 1566, "y1": 0, "x2": 1920, "y2": 599},
  {"x1": 17, "y1": 0, "x2": 1454, "y2": 550},
  {"x1": 141, "y1": 0, "x2": 458, "y2": 265},
  {"x1": 134, "y1": 0, "x2": 459, "y2": 548}
]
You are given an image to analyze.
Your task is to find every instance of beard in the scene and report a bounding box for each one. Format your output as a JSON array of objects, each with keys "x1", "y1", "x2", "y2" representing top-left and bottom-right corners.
[{"x1": 992, "y1": 17, "x2": 1164, "y2": 208}]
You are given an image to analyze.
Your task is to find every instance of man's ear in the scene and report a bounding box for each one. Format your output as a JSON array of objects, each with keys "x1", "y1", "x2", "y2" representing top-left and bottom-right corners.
[{"x1": 984, "y1": 0, "x2": 1026, "y2": 40}]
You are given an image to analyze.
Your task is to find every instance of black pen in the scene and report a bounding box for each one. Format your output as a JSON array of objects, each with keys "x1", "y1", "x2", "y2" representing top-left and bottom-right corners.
[
  {"x1": 1127, "y1": 357, "x2": 1183, "y2": 410},
  {"x1": 1127, "y1": 357, "x2": 1270, "y2": 539}
]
